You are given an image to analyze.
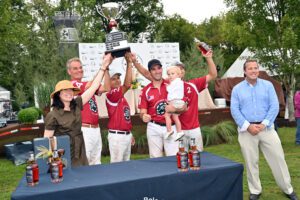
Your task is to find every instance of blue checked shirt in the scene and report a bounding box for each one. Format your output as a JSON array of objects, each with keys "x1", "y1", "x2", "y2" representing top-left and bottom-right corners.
[{"x1": 230, "y1": 78, "x2": 279, "y2": 132}]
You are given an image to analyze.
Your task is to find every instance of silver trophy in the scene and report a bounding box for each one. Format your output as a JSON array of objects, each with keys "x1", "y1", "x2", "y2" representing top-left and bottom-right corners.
[{"x1": 96, "y1": 2, "x2": 130, "y2": 58}]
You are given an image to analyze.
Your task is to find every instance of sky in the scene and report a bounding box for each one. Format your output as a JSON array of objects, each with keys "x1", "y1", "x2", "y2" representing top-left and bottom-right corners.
[{"x1": 161, "y1": 0, "x2": 229, "y2": 24}]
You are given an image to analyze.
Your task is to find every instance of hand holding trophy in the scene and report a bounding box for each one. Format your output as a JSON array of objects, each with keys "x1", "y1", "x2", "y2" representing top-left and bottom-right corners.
[{"x1": 96, "y1": 2, "x2": 131, "y2": 58}]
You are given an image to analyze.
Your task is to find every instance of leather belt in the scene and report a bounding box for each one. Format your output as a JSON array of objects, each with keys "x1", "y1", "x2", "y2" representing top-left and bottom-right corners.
[
  {"x1": 150, "y1": 120, "x2": 174, "y2": 127},
  {"x1": 250, "y1": 122, "x2": 262, "y2": 124},
  {"x1": 82, "y1": 123, "x2": 99, "y2": 128},
  {"x1": 109, "y1": 130, "x2": 131, "y2": 135}
]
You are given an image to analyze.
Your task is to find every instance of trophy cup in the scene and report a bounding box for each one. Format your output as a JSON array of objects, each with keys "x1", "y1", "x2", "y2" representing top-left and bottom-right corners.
[{"x1": 96, "y1": 2, "x2": 131, "y2": 58}]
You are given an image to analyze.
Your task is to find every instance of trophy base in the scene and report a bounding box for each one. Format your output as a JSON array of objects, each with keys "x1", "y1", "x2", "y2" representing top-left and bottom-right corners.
[{"x1": 105, "y1": 47, "x2": 131, "y2": 58}]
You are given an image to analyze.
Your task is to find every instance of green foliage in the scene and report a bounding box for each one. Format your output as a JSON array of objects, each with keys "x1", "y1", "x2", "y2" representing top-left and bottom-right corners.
[
  {"x1": 29, "y1": 107, "x2": 43, "y2": 118},
  {"x1": 17, "y1": 107, "x2": 39, "y2": 124},
  {"x1": 202, "y1": 121, "x2": 238, "y2": 146},
  {"x1": 223, "y1": 0, "x2": 300, "y2": 119},
  {"x1": 154, "y1": 14, "x2": 196, "y2": 53},
  {"x1": 34, "y1": 79, "x2": 57, "y2": 111}
]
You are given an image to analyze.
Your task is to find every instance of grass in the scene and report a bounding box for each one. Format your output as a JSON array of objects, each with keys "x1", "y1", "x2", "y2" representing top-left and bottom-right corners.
[{"x1": 1, "y1": 127, "x2": 299, "y2": 200}]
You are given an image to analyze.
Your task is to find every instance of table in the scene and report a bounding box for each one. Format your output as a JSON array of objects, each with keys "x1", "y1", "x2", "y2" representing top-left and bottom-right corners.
[{"x1": 11, "y1": 152, "x2": 243, "y2": 200}]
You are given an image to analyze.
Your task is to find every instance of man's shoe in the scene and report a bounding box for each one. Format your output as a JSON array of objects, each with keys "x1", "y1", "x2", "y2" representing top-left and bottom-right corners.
[
  {"x1": 249, "y1": 193, "x2": 261, "y2": 200},
  {"x1": 286, "y1": 192, "x2": 298, "y2": 200}
]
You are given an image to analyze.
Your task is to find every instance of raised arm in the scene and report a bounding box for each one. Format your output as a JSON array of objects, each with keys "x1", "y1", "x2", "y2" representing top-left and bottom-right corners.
[
  {"x1": 121, "y1": 53, "x2": 133, "y2": 94},
  {"x1": 196, "y1": 46, "x2": 217, "y2": 83},
  {"x1": 98, "y1": 70, "x2": 111, "y2": 94},
  {"x1": 81, "y1": 54, "x2": 113, "y2": 105},
  {"x1": 130, "y1": 52, "x2": 153, "y2": 81}
]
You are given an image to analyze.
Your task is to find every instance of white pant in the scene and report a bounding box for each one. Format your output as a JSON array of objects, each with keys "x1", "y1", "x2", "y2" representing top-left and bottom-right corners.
[
  {"x1": 147, "y1": 122, "x2": 178, "y2": 158},
  {"x1": 81, "y1": 127, "x2": 102, "y2": 165},
  {"x1": 108, "y1": 132, "x2": 132, "y2": 163},
  {"x1": 182, "y1": 127, "x2": 203, "y2": 152},
  {"x1": 238, "y1": 127, "x2": 293, "y2": 194}
]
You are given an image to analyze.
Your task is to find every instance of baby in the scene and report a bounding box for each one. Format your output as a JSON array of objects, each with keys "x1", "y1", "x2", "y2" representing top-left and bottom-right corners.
[{"x1": 165, "y1": 65, "x2": 185, "y2": 141}]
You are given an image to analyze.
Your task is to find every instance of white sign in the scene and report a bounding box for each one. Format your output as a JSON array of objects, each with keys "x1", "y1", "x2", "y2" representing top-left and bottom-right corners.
[{"x1": 79, "y1": 43, "x2": 180, "y2": 86}]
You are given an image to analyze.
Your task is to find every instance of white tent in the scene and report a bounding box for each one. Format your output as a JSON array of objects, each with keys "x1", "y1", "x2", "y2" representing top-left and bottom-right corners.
[
  {"x1": 0, "y1": 86, "x2": 10, "y2": 114},
  {"x1": 222, "y1": 48, "x2": 273, "y2": 78},
  {"x1": 0, "y1": 86, "x2": 10, "y2": 100}
]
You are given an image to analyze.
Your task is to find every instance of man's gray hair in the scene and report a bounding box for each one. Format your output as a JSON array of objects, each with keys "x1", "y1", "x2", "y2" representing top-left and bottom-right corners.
[{"x1": 66, "y1": 57, "x2": 82, "y2": 69}]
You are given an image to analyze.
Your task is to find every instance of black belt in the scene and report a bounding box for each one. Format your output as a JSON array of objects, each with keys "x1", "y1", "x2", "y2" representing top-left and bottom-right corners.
[
  {"x1": 109, "y1": 130, "x2": 131, "y2": 135},
  {"x1": 150, "y1": 120, "x2": 174, "y2": 127},
  {"x1": 250, "y1": 122, "x2": 262, "y2": 124}
]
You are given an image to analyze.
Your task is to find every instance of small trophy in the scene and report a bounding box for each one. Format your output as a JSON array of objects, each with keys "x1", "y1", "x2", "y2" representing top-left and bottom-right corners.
[{"x1": 96, "y1": 2, "x2": 131, "y2": 58}]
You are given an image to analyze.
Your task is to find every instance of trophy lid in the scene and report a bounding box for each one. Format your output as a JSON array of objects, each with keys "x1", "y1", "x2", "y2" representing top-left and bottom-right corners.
[{"x1": 102, "y1": 2, "x2": 121, "y2": 20}]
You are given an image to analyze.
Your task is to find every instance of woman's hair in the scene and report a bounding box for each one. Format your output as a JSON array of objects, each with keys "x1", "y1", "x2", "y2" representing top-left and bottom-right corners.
[{"x1": 52, "y1": 91, "x2": 77, "y2": 109}]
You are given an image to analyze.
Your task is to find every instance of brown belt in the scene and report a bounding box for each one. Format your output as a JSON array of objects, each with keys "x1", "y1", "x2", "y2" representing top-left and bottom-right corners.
[{"x1": 82, "y1": 123, "x2": 99, "y2": 128}]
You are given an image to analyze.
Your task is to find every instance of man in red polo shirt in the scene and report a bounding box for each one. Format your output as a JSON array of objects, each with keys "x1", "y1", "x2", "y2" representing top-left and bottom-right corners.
[
  {"x1": 138, "y1": 59, "x2": 187, "y2": 158},
  {"x1": 67, "y1": 57, "x2": 110, "y2": 165},
  {"x1": 106, "y1": 54, "x2": 135, "y2": 163},
  {"x1": 132, "y1": 47, "x2": 217, "y2": 152}
]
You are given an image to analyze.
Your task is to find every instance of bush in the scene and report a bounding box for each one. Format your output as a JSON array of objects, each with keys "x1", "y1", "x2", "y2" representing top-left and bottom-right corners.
[
  {"x1": 17, "y1": 108, "x2": 39, "y2": 124},
  {"x1": 29, "y1": 107, "x2": 43, "y2": 119},
  {"x1": 202, "y1": 121, "x2": 238, "y2": 146}
]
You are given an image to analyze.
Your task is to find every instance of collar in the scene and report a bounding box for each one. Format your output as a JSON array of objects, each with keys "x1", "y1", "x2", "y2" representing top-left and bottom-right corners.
[{"x1": 148, "y1": 79, "x2": 168, "y2": 88}]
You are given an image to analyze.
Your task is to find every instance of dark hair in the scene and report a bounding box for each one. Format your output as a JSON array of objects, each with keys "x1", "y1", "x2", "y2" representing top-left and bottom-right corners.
[
  {"x1": 147, "y1": 59, "x2": 162, "y2": 71},
  {"x1": 52, "y1": 92, "x2": 77, "y2": 110},
  {"x1": 243, "y1": 59, "x2": 258, "y2": 70}
]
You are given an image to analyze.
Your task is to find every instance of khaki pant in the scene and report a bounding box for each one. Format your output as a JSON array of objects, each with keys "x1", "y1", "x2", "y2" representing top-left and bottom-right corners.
[
  {"x1": 82, "y1": 127, "x2": 102, "y2": 165},
  {"x1": 108, "y1": 132, "x2": 132, "y2": 163},
  {"x1": 147, "y1": 122, "x2": 178, "y2": 158},
  {"x1": 182, "y1": 127, "x2": 203, "y2": 152},
  {"x1": 238, "y1": 127, "x2": 293, "y2": 195}
]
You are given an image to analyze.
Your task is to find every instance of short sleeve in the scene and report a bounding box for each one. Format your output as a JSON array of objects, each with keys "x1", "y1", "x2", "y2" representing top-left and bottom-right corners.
[
  {"x1": 138, "y1": 88, "x2": 148, "y2": 109},
  {"x1": 44, "y1": 111, "x2": 57, "y2": 130},
  {"x1": 189, "y1": 76, "x2": 207, "y2": 92}
]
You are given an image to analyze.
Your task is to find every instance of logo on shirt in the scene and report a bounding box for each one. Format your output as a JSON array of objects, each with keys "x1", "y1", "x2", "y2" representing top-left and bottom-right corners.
[
  {"x1": 147, "y1": 95, "x2": 154, "y2": 101},
  {"x1": 124, "y1": 106, "x2": 130, "y2": 121},
  {"x1": 89, "y1": 99, "x2": 98, "y2": 113},
  {"x1": 72, "y1": 81, "x2": 83, "y2": 89},
  {"x1": 156, "y1": 101, "x2": 167, "y2": 115}
]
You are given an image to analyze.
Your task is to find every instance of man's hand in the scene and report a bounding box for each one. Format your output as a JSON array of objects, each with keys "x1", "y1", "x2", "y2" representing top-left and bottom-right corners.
[
  {"x1": 141, "y1": 113, "x2": 151, "y2": 123},
  {"x1": 102, "y1": 53, "x2": 114, "y2": 69},
  {"x1": 131, "y1": 136, "x2": 135, "y2": 146},
  {"x1": 125, "y1": 52, "x2": 133, "y2": 64},
  {"x1": 195, "y1": 44, "x2": 213, "y2": 58},
  {"x1": 129, "y1": 52, "x2": 138, "y2": 63},
  {"x1": 247, "y1": 124, "x2": 261, "y2": 136},
  {"x1": 257, "y1": 124, "x2": 266, "y2": 132}
]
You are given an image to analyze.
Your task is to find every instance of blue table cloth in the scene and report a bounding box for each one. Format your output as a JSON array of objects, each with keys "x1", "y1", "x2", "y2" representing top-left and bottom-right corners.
[{"x1": 11, "y1": 152, "x2": 243, "y2": 200}]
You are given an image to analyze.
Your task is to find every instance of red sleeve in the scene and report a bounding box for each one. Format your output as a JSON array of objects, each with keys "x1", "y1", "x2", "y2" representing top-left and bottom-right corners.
[
  {"x1": 138, "y1": 87, "x2": 148, "y2": 109},
  {"x1": 189, "y1": 76, "x2": 207, "y2": 93},
  {"x1": 106, "y1": 86, "x2": 123, "y2": 103}
]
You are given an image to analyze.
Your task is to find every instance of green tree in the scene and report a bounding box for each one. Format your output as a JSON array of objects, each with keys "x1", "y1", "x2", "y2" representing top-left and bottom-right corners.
[
  {"x1": 0, "y1": 0, "x2": 33, "y2": 105},
  {"x1": 154, "y1": 14, "x2": 196, "y2": 53},
  {"x1": 224, "y1": 0, "x2": 300, "y2": 120}
]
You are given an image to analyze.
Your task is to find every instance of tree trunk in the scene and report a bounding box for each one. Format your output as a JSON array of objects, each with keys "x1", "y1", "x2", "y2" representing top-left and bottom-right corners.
[{"x1": 287, "y1": 89, "x2": 295, "y2": 121}]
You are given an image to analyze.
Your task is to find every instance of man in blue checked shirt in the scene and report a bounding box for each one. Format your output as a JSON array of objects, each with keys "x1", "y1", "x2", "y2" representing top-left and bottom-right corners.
[{"x1": 230, "y1": 59, "x2": 298, "y2": 200}]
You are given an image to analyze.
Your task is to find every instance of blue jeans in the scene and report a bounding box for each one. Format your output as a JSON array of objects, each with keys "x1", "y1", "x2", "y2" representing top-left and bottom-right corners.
[{"x1": 296, "y1": 118, "x2": 300, "y2": 145}]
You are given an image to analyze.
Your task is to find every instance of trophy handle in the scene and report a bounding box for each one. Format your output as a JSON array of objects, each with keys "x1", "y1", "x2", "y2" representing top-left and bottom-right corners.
[
  {"x1": 95, "y1": 4, "x2": 108, "y2": 20},
  {"x1": 114, "y1": 2, "x2": 123, "y2": 20}
]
